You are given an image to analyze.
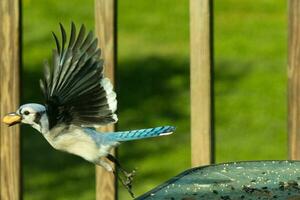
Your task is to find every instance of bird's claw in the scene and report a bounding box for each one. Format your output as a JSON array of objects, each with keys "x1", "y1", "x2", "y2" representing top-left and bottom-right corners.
[
  {"x1": 118, "y1": 168, "x2": 136, "y2": 198},
  {"x1": 124, "y1": 169, "x2": 136, "y2": 184}
]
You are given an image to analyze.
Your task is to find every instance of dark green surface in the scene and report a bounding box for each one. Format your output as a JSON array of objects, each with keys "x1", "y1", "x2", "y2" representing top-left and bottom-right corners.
[{"x1": 137, "y1": 161, "x2": 300, "y2": 200}]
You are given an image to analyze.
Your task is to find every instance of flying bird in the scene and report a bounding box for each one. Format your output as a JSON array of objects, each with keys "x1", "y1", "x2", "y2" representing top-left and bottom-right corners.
[{"x1": 2, "y1": 23, "x2": 175, "y2": 197}]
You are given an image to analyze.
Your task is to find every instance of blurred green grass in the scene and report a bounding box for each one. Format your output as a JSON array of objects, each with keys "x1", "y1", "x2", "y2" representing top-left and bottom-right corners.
[{"x1": 22, "y1": 0, "x2": 287, "y2": 199}]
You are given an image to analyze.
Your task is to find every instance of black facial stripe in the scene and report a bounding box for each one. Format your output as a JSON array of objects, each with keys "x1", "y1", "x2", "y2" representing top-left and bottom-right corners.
[{"x1": 34, "y1": 112, "x2": 42, "y2": 124}]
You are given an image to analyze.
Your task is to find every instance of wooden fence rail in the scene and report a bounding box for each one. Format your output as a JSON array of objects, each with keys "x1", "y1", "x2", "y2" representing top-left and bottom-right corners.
[
  {"x1": 0, "y1": 0, "x2": 21, "y2": 199},
  {"x1": 0, "y1": 0, "x2": 299, "y2": 199},
  {"x1": 288, "y1": 0, "x2": 300, "y2": 160},
  {"x1": 95, "y1": 0, "x2": 117, "y2": 199},
  {"x1": 190, "y1": 0, "x2": 213, "y2": 167}
]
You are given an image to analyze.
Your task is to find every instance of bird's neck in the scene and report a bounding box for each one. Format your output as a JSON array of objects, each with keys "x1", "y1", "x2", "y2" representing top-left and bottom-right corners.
[{"x1": 32, "y1": 113, "x2": 49, "y2": 134}]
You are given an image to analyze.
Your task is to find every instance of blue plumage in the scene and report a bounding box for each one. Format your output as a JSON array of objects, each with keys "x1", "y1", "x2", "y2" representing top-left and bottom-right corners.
[{"x1": 105, "y1": 126, "x2": 175, "y2": 142}]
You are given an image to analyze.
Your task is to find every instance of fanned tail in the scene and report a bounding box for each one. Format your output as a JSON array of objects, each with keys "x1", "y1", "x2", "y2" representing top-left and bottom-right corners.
[{"x1": 105, "y1": 126, "x2": 175, "y2": 142}]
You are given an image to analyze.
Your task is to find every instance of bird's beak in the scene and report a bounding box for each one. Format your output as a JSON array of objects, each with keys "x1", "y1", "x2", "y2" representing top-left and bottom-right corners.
[{"x1": 2, "y1": 112, "x2": 22, "y2": 126}]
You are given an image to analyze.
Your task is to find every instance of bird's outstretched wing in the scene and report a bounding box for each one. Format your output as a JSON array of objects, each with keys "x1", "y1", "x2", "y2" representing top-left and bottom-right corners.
[{"x1": 40, "y1": 23, "x2": 117, "y2": 129}]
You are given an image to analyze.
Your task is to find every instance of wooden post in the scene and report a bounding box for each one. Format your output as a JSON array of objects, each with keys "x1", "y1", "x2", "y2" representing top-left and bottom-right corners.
[
  {"x1": 95, "y1": 0, "x2": 117, "y2": 199},
  {"x1": 0, "y1": 0, "x2": 21, "y2": 199},
  {"x1": 190, "y1": 0, "x2": 214, "y2": 167},
  {"x1": 288, "y1": 0, "x2": 300, "y2": 160}
]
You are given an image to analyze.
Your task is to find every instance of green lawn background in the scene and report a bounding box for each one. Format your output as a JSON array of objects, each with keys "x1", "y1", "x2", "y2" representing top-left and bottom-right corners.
[{"x1": 22, "y1": 0, "x2": 287, "y2": 199}]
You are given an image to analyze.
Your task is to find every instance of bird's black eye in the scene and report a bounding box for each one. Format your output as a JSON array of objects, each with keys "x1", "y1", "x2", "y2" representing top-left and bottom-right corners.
[{"x1": 23, "y1": 110, "x2": 30, "y2": 115}]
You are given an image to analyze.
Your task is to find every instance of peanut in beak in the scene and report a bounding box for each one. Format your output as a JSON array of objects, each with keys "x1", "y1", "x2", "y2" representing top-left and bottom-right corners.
[{"x1": 2, "y1": 113, "x2": 21, "y2": 126}]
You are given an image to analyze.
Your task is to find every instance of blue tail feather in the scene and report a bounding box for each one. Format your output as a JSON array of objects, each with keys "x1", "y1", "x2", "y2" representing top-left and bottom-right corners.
[{"x1": 105, "y1": 126, "x2": 175, "y2": 142}]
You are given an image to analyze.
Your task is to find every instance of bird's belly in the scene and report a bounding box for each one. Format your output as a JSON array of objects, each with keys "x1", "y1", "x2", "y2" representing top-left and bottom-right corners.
[{"x1": 44, "y1": 130, "x2": 99, "y2": 162}]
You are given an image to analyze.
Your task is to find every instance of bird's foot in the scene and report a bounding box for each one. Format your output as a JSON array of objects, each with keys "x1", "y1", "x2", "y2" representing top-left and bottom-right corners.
[
  {"x1": 117, "y1": 168, "x2": 136, "y2": 198},
  {"x1": 123, "y1": 168, "x2": 136, "y2": 185}
]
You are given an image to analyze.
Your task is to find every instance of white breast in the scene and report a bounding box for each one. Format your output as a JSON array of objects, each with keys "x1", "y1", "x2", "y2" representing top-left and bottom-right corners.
[{"x1": 44, "y1": 127, "x2": 99, "y2": 162}]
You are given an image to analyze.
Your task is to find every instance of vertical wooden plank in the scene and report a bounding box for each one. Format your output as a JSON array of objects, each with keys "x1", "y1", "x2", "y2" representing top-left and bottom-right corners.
[
  {"x1": 95, "y1": 0, "x2": 117, "y2": 199},
  {"x1": 288, "y1": 0, "x2": 300, "y2": 160},
  {"x1": 0, "y1": 0, "x2": 21, "y2": 199},
  {"x1": 190, "y1": 0, "x2": 213, "y2": 167}
]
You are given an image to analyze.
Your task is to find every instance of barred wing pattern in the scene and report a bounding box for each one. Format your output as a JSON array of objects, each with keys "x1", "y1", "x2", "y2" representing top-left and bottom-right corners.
[{"x1": 40, "y1": 23, "x2": 117, "y2": 129}]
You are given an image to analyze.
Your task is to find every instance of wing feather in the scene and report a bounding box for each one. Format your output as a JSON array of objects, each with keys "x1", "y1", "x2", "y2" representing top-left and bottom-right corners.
[
  {"x1": 40, "y1": 23, "x2": 117, "y2": 129},
  {"x1": 59, "y1": 23, "x2": 67, "y2": 54}
]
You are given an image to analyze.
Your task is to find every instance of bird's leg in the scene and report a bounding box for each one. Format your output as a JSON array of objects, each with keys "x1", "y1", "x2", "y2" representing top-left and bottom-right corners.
[
  {"x1": 96, "y1": 157, "x2": 135, "y2": 197},
  {"x1": 95, "y1": 158, "x2": 114, "y2": 172},
  {"x1": 112, "y1": 170, "x2": 135, "y2": 198},
  {"x1": 106, "y1": 154, "x2": 136, "y2": 197},
  {"x1": 107, "y1": 154, "x2": 136, "y2": 180}
]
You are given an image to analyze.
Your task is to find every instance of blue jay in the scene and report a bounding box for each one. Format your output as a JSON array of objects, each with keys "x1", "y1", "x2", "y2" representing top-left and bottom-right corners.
[{"x1": 2, "y1": 23, "x2": 175, "y2": 197}]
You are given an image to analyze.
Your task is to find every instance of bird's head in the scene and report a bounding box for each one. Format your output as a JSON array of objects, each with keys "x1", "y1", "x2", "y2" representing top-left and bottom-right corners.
[{"x1": 2, "y1": 103, "x2": 49, "y2": 134}]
